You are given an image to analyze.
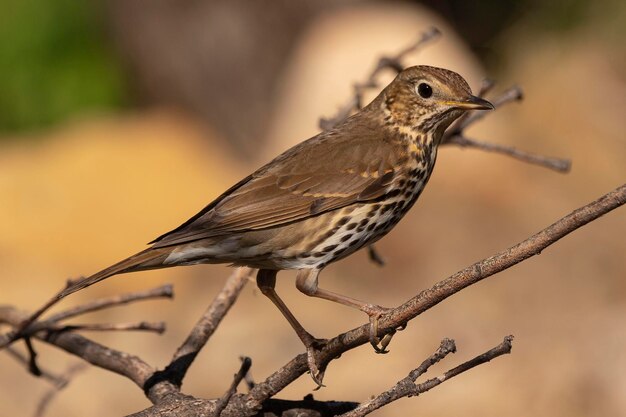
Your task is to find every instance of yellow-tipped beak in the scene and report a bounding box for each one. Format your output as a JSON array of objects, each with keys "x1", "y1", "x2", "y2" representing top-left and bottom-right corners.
[{"x1": 444, "y1": 95, "x2": 494, "y2": 110}]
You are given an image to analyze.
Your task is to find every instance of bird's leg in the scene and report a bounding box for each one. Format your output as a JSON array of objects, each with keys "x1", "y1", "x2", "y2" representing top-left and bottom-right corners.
[
  {"x1": 295, "y1": 269, "x2": 395, "y2": 353},
  {"x1": 256, "y1": 269, "x2": 326, "y2": 386}
]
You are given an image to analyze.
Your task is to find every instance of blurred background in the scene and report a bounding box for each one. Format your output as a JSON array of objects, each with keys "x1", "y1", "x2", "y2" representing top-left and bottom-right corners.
[{"x1": 0, "y1": 1, "x2": 624, "y2": 416}]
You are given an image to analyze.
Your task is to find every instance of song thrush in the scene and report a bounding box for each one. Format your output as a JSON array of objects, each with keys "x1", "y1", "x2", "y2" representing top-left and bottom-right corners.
[{"x1": 42, "y1": 65, "x2": 493, "y2": 384}]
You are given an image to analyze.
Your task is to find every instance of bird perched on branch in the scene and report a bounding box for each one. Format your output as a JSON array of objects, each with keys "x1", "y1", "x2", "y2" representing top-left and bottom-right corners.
[{"x1": 30, "y1": 65, "x2": 493, "y2": 385}]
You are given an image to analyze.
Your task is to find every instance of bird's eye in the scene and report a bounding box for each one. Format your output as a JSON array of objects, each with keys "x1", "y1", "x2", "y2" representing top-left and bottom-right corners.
[{"x1": 417, "y1": 83, "x2": 433, "y2": 98}]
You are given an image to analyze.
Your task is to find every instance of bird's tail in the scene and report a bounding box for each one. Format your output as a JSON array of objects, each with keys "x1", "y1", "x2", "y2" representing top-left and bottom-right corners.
[{"x1": 58, "y1": 247, "x2": 173, "y2": 299}]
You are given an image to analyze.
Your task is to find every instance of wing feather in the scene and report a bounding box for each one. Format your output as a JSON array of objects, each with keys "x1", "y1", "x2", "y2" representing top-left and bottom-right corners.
[{"x1": 151, "y1": 116, "x2": 404, "y2": 248}]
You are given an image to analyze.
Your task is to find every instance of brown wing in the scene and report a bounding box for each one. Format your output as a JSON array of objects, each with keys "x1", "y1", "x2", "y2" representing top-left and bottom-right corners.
[{"x1": 151, "y1": 117, "x2": 403, "y2": 248}]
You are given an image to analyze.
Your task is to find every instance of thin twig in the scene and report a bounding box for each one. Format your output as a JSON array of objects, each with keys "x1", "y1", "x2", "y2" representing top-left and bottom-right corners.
[
  {"x1": 239, "y1": 355, "x2": 256, "y2": 390},
  {"x1": 236, "y1": 184, "x2": 625, "y2": 411},
  {"x1": 0, "y1": 285, "x2": 172, "y2": 346},
  {"x1": 47, "y1": 284, "x2": 173, "y2": 323},
  {"x1": 320, "y1": 27, "x2": 441, "y2": 130},
  {"x1": 340, "y1": 336, "x2": 513, "y2": 416},
  {"x1": 34, "y1": 362, "x2": 87, "y2": 417},
  {"x1": 214, "y1": 357, "x2": 252, "y2": 416},
  {"x1": 58, "y1": 321, "x2": 166, "y2": 334},
  {"x1": 367, "y1": 246, "x2": 385, "y2": 267},
  {"x1": 447, "y1": 85, "x2": 523, "y2": 134},
  {"x1": 144, "y1": 268, "x2": 252, "y2": 393},
  {"x1": 446, "y1": 135, "x2": 572, "y2": 172},
  {"x1": 5, "y1": 346, "x2": 65, "y2": 386},
  {"x1": 24, "y1": 337, "x2": 41, "y2": 376},
  {"x1": 0, "y1": 305, "x2": 158, "y2": 386},
  {"x1": 441, "y1": 85, "x2": 570, "y2": 173}
]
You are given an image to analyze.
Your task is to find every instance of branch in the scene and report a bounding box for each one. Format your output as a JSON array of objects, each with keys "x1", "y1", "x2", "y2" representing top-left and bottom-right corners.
[
  {"x1": 233, "y1": 184, "x2": 625, "y2": 411},
  {"x1": 47, "y1": 284, "x2": 173, "y2": 323},
  {"x1": 34, "y1": 362, "x2": 87, "y2": 417},
  {"x1": 58, "y1": 321, "x2": 166, "y2": 334},
  {"x1": 214, "y1": 357, "x2": 252, "y2": 416},
  {"x1": 441, "y1": 85, "x2": 571, "y2": 173},
  {"x1": 0, "y1": 284, "x2": 173, "y2": 349},
  {"x1": 319, "y1": 27, "x2": 441, "y2": 130},
  {"x1": 340, "y1": 336, "x2": 513, "y2": 416},
  {"x1": 5, "y1": 346, "x2": 65, "y2": 386},
  {"x1": 444, "y1": 135, "x2": 571, "y2": 172},
  {"x1": 318, "y1": 31, "x2": 571, "y2": 174},
  {"x1": 0, "y1": 305, "x2": 160, "y2": 393},
  {"x1": 144, "y1": 267, "x2": 251, "y2": 395}
]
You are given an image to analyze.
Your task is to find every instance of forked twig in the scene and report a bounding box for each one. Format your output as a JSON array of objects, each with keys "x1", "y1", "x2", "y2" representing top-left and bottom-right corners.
[
  {"x1": 47, "y1": 284, "x2": 173, "y2": 323},
  {"x1": 143, "y1": 267, "x2": 251, "y2": 394},
  {"x1": 57, "y1": 321, "x2": 166, "y2": 334},
  {"x1": 34, "y1": 362, "x2": 87, "y2": 417},
  {"x1": 0, "y1": 285, "x2": 174, "y2": 349},
  {"x1": 214, "y1": 357, "x2": 252, "y2": 416},
  {"x1": 340, "y1": 336, "x2": 513, "y2": 416},
  {"x1": 320, "y1": 26, "x2": 441, "y2": 130}
]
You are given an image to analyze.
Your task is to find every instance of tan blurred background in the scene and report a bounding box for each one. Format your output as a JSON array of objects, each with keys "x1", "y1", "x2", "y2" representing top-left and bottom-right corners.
[{"x1": 1, "y1": 1, "x2": 625, "y2": 416}]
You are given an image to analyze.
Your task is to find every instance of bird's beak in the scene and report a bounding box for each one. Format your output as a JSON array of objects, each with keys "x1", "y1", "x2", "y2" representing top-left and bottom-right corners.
[{"x1": 443, "y1": 95, "x2": 494, "y2": 110}]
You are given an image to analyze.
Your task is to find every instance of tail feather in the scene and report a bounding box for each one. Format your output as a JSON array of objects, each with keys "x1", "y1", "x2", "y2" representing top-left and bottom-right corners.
[{"x1": 58, "y1": 247, "x2": 172, "y2": 299}]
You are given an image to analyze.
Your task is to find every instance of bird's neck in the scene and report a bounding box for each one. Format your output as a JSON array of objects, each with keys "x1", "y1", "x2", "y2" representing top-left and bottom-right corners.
[{"x1": 372, "y1": 98, "x2": 442, "y2": 162}]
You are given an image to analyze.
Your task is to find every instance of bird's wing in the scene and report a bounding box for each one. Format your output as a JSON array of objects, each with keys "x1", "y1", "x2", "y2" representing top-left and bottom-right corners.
[{"x1": 151, "y1": 126, "x2": 403, "y2": 248}]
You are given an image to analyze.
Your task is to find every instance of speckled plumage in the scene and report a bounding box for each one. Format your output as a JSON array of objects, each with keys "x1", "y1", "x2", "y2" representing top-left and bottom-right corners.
[{"x1": 58, "y1": 65, "x2": 493, "y2": 383}]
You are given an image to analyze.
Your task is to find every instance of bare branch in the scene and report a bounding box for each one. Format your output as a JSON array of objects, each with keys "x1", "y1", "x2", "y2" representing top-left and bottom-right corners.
[
  {"x1": 24, "y1": 337, "x2": 42, "y2": 376},
  {"x1": 340, "y1": 336, "x2": 513, "y2": 417},
  {"x1": 319, "y1": 27, "x2": 441, "y2": 130},
  {"x1": 34, "y1": 362, "x2": 87, "y2": 417},
  {"x1": 58, "y1": 321, "x2": 166, "y2": 334},
  {"x1": 47, "y1": 284, "x2": 173, "y2": 323},
  {"x1": 445, "y1": 135, "x2": 572, "y2": 172},
  {"x1": 367, "y1": 246, "x2": 385, "y2": 267},
  {"x1": 240, "y1": 355, "x2": 256, "y2": 391},
  {"x1": 447, "y1": 85, "x2": 523, "y2": 134},
  {"x1": 0, "y1": 305, "x2": 163, "y2": 396},
  {"x1": 5, "y1": 346, "x2": 66, "y2": 386},
  {"x1": 144, "y1": 268, "x2": 251, "y2": 394},
  {"x1": 441, "y1": 86, "x2": 571, "y2": 173},
  {"x1": 214, "y1": 357, "x2": 252, "y2": 416},
  {"x1": 235, "y1": 184, "x2": 625, "y2": 410}
]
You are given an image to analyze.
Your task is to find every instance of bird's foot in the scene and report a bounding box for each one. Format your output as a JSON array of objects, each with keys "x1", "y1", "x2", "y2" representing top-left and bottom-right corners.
[
  {"x1": 301, "y1": 333, "x2": 328, "y2": 388},
  {"x1": 360, "y1": 304, "x2": 397, "y2": 354}
]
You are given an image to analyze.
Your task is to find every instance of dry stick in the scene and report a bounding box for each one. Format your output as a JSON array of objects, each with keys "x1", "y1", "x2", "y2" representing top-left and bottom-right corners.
[
  {"x1": 319, "y1": 26, "x2": 441, "y2": 130},
  {"x1": 318, "y1": 28, "x2": 571, "y2": 175},
  {"x1": 47, "y1": 284, "x2": 173, "y2": 323},
  {"x1": 214, "y1": 357, "x2": 252, "y2": 416},
  {"x1": 0, "y1": 285, "x2": 173, "y2": 349},
  {"x1": 0, "y1": 305, "x2": 162, "y2": 396},
  {"x1": 58, "y1": 321, "x2": 166, "y2": 334},
  {"x1": 367, "y1": 246, "x2": 386, "y2": 266},
  {"x1": 34, "y1": 362, "x2": 87, "y2": 417},
  {"x1": 5, "y1": 346, "x2": 66, "y2": 386},
  {"x1": 442, "y1": 86, "x2": 571, "y2": 173},
  {"x1": 24, "y1": 337, "x2": 42, "y2": 376},
  {"x1": 447, "y1": 135, "x2": 572, "y2": 173},
  {"x1": 147, "y1": 268, "x2": 251, "y2": 391},
  {"x1": 5, "y1": 285, "x2": 173, "y2": 344},
  {"x1": 236, "y1": 184, "x2": 626, "y2": 411},
  {"x1": 341, "y1": 336, "x2": 513, "y2": 417},
  {"x1": 448, "y1": 85, "x2": 523, "y2": 133}
]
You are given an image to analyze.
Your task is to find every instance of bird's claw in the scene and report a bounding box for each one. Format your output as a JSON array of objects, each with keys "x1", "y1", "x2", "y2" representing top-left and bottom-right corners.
[
  {"x1": 363, "y1": 305, "x2": 406, "y2": 353},
  {"x1": 304, "y1": 337, "x2": 328, "y2": 388}
]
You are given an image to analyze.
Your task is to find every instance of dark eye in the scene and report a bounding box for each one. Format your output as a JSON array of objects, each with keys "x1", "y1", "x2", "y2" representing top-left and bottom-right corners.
[{"x1": 417, "y1": 83, "x2": 433, "y2": 98}]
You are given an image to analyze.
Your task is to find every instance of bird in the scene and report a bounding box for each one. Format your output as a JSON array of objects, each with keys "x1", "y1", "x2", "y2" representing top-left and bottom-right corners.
[{"x1": 29, "y1": 65, "x2": 493, "y2": 384}]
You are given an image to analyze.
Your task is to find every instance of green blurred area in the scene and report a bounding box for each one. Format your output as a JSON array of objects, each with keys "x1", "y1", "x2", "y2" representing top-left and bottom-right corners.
[
  {"x1": 0, "y1": 0, "x2": 126, "y2": 135},
  {"x1": 0, "y1": 0, "x2": 622, "y2": 137}
]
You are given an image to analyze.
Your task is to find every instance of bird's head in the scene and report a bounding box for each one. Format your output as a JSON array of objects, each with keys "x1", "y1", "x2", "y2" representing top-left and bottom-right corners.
[{"x1": 380, "y1": 65, "x2": 493, "y2": 139}]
